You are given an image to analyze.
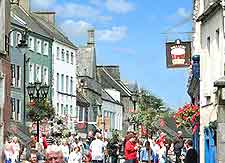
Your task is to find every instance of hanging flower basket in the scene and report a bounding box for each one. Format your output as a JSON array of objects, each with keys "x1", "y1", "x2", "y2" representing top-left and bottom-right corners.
[
  {"x1": 174, "y1": 104, "x2": 200, "y2": 134},
  {"x1": 27, "y1": 99, "x2": 55, "y2": 122}
]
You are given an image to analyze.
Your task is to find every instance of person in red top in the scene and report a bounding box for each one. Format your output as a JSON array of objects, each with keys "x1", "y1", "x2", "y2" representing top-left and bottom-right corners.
[
  {"x1": 125, "y1": 133, "x2": 139, "y2": 163},
  {"x1": 42, "y1": 133, "x2": 48, "y2": 149}
]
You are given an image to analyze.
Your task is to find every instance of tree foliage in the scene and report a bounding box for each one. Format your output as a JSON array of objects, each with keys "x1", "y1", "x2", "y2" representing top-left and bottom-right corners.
[{"x1": 129, "y1": 88, "x2": 165, "y2": 131}]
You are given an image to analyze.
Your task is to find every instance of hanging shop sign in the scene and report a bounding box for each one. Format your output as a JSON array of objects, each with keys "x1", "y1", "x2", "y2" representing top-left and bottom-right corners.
[{"x1": 166, "y1": 39, "x2": 192, "y2": 68}]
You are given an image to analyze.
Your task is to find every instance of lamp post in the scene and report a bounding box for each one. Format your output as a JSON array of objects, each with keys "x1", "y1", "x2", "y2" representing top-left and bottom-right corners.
[
  {"x1": 131, "y1": 91, "x2": 138, "y2": 131},
  {"x1": 27, "y1": 82, "x2": 49, "y2": 142},
  {"x1": 214, "y1": 77, "x2": 225, "y2": 163}
]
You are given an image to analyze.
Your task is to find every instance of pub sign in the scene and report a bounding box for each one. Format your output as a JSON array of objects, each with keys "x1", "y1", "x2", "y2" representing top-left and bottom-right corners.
[{"x1": 166, "y1": 39, "x2": 192, "y2": 68}]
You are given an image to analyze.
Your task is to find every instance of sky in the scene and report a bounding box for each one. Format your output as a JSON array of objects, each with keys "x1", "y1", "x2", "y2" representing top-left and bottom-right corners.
[{"x1": 31, "y1": 0, "x2": 193, "y2": 109}]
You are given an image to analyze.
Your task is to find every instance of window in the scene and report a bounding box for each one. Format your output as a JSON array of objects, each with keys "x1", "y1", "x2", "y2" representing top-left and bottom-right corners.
[
  {"x1": 16, "y1": 99, "x2": 21, "y2": 121},
  {"x1": 70, "y1": 105, "x2": 73, "y2": 115},
  {"x1": 11, "y1": 64, "x2": 16, "y2": 86},
  {"x1": 70, "y1": 77, "x2": 73, "y2": 94},
  {"x1": 216, "y1": 29, "x2": 219, "y2": 49},
  {"x1": 61, "y1": 49, "x2": 65, "y2": 61},
  {"x1": 35, "y1": 64, "x2": 41, "y2": 82},
  {"x1": 65, "y1": 105, "x2": 68, "y2": 115},
  {"x1": 207, "y1": 37, "x2": 210, "y2": 55},
  {"x1": 66, "y1": 75, "x2": 69, "y2": 93},
  {"x1": 57, "y1": 47, "x2": 60, "y2": 59},
  {"x1": 61, "y1": 104, "x2": 64, "y2": 115},
  {"x1": 16, "y1": 32, "x2": 22, "y2": 46},
  {"x1": 11, "y1": 98, "x2": 16, "y2": 119},
  {"x1": 10, "y1": 31, "x2": 14, "y2": 46},
  {"x1": 43, "y1": 41, "x2": 48, "y2": 55},
  {"x1": 66, "y1": 51, "x2": 69, "y2": 63},
  {"x1": 57, "y1": 73, "x2": 59, "y2": 91},
  {"x1": 71, "y1": 52, "x2": 74, "y2": 64},
  {"x1": 36, "y1": 39, "x2": 42, "y2": 54},
  {"x1": 16, "y1": 65, "x2": 21, "y2": 88},
  {"x1": 28, "y1": 36, "x2": 34, "y2": 51},
  {"x1": 79, "y1": 107, "x2": 84, "y2": 121},
  {"x1": 57, "y1": 103, "x2": 59, "y2": 115},
  {"x1": 61, "y1": 74, "x2": 64, "y2": 92},
  {"x1": 43, "y1": 67, "x2": 48, "y2": 84},
  {"x1": 29, "y1": 63, "x2": 34, "y2": 83}
]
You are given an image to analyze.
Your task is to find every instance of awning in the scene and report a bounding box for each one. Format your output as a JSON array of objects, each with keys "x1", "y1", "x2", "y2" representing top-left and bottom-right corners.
[{"x1": 8, "y1": 120, "x2": 31, "y2": 145}]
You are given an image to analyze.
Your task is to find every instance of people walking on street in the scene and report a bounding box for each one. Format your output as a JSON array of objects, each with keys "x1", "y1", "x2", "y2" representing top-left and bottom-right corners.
[
  {"x1": 139, "y1": 141, "x2": 152, "y2": 163},
  {"x1": 150, "y1": 138, "x2": 159, "y2": 163},
  {"x1": 174, "y1": 131, "x2": 184, "y2": 163},
  {"x1": 11, "y1": 137, "x2": 20, "y2": 163},
  {"x1": 158, "y1": 141, "x2": 166, "y2": 163},
  {"x1": 183, "y1": 140, "x2": 197, "y2": 163},
  {"x1": 68, "y1": 146, "x2": 82, "y2": 163},
  {"x1": 124, "y1": 132, "x2": 139, "y2": 163},
  {"x1": 89, "y1": 132, "x2": 106, "y2": 163},
  {"x1": 167, "y1": 143, "x2": 176, "y2": 163},
  {"x1": 4, "y1": 139, "x2": 13, "y2": 163}
]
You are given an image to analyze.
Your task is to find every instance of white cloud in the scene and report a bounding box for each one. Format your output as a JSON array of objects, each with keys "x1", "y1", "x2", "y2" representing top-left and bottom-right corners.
[
  {"x1": 31, "y1": 0, "x2": 56, "y2": 10},
  {"x1": 96, "y1": 26, "x2": 128, "y2": 41},
  {"x1": 60, "y1": 20, "x2": 94, "y2": 37},
  {"x1": 106, "y1": 0, "x2": 135, "y2": 14},
  {"x1": 176, "y1": 8, "x2": 191, "y2": 19},
  {"x1": 54, "y1": 3, "x2": 112, "y2": 22}
]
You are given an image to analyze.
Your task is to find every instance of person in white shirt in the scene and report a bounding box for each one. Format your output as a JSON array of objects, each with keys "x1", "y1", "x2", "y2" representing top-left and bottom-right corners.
[
  {"x1": 90, "y1": 132, "x2": 105, "y2": 163},
  {"x1": 68, "y1": 146, "x2": 82, "y2": 163},
  {"x1": 60, "y1": 140, "x2": 70, "y2": 162}
]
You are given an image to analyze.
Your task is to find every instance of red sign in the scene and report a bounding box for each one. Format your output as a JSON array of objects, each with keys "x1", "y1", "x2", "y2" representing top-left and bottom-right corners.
[{"x1": 166, "y1": 39, "x2": 192, "y2": 68}]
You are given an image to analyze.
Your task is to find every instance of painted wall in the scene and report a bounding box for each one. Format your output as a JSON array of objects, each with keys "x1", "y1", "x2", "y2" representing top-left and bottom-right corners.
[{"x1": 52, "y1": 41, "x2": 77, "y2": 131}]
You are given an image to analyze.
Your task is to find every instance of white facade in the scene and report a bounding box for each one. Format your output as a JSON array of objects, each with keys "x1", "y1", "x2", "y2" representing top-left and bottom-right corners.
[
  {"x1": 0, "y1": 70, "x2": 5, "y2": 154},
  {"x1": 195, "y1": 1, "x2": 225, "y2": 162},
  {"x1": 52, "y1": 41, "x2": 77, "y2": 131},
  {"x1": 102, "y1": 89, "x2": 123, "y2": 132}
]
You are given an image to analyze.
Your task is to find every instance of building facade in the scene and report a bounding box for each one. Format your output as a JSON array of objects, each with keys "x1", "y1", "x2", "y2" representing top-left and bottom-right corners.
[{"x1": 193, "y1": 0, "x2": 224, "y2": 162}]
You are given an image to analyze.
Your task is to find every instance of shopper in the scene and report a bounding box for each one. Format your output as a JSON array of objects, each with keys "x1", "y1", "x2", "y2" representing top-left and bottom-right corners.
[
  {"x1": 45, "y1": 145, "x2": 64, "y2": 163},
  {"x1": 174, "y1": 131, "x2": 184, "y2": 163},
  {"x1": 89, "y1": 132, "x2": 106, "y2": 163},
  {"x1": 139, "y1": 141, "x2": 152, "y2": 163},
  {"x1": 124, "y1": 133, "x2": 138, "y2": 163},
  {"x1": 184, "y1": 140, "x2": 197, "y2": 163},
  {"x1": 68, "y1": 146, "x2": 82, "y2": 163}
]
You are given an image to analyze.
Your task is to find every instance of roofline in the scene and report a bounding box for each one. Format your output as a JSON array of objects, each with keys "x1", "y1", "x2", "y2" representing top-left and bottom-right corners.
[
  {"x1": 101, "y1": 68, "x2": 132, "y2": 96},
  {"x1": 97, "y1": 65, "x2": 119, "y2": 68},
  {"x1": 33, "y1": 11, "x2": 56, "y2": 14},
  {"x1": 55, "y1": 39, "x2": 78, "y2": 50}
]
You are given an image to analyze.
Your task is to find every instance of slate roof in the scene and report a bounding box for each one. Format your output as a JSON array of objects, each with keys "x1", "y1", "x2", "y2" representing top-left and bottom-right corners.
[
  {"x1": 30, "y1": 13, "x2": 77, "y2": 49},
  {"x1": 76, "y1": 92, "x2": 90, "y2": 107},
  {"x1": 101, "y1": 89, "x2": 122, "y2": 105},
  {"x1": 11, "y1": 5, "x2": 51, "y2": 39},
  {"x1": 97, "y1": 67, "x2": 132, "y2": 97}
]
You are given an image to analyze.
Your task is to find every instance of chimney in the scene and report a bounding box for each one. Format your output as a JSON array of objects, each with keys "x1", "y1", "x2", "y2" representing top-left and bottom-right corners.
[
  {"x1": 87, "y1": 29, "x2": 95, "y2": 46},
  {"x1": 19, "y1": 0, "x2": 30, "y2": 12},
  {"x1": 33, "y1": 12, "x2": 56, "y2": 25}
]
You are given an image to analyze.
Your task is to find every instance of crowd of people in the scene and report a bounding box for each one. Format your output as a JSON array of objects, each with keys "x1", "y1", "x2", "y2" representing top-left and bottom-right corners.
[{"x1": 1, "y1": 130, "x2": 198, "y2": 163}]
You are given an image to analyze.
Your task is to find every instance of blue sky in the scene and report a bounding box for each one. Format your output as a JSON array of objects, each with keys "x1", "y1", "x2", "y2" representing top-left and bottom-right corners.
[{"x1": 31, "y1": 0, "x2": 193, "y2": 108}]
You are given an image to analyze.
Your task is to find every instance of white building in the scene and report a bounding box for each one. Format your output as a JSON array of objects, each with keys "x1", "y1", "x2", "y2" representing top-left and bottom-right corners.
[
  {"x1": 33, "y1": 12, "x2": 78, "y2": 132},
  {"x1": 194, "y1": 0, "x2": 225, "y2": 162},
  {"x1": 102, "y1": 89, "x2": 123, "y2": 135}
]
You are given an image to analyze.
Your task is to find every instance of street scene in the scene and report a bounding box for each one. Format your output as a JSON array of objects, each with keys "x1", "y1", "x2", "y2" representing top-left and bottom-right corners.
[{"x1": 0, "y1": 0, "x2": 222, "y2": 163}]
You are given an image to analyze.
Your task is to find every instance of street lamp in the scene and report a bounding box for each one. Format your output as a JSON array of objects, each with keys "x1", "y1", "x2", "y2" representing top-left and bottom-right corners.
[
  {"x1": 27, "y1": 82, "x2": 49, "y2": 142},
  {"x1": 214, "y1": 76, "x2": 225, "y2": 163}
]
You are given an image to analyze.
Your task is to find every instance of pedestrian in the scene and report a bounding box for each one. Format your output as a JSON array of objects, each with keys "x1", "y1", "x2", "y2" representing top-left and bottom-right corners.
[
  {"x1": 124, "y1": 133, "x2": 139, "y2": 163},
  {"x1": 139, "y1": 141, "x2": 152, "y2": 163},
  {"x1": 183, "y1": 140, "x2": 197, "y2": 163},
  {"x1": 158, "y1": 141, "x2": 166, "y2": 163},
  {"x1": 45, "y1": 145, "x2": 64, "y2": 163},
  {"x1": 174, "y1": 131, "x2": 184, "y2": 163},
  {"x1": 68, "y1": 146, "x2": 82, "y2": 163},
  {"x1": 11, "y1": 137, "x2": 20, "y2": 163},
  {"x1": 4, "y1": 139, "x2": 13, "y2": 163},
  {"x1": 149, "y1": 138, "x2": 159, "y2": 163},
  {"x1": 89, "y1": 132, "x2": 106, "y2": 163},
  {"x1": 60, "y1": 140, "x2": 69, "y2": 162},
  {"x1": 26, "y1": 149, "x2": 38, "y2": 163},
  {"x1": 167, "y1": 143, "x2": 176, "y2": 163}
]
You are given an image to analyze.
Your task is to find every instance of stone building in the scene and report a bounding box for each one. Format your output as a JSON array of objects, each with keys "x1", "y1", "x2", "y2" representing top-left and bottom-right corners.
[
  {"x1": 97, "y1": 65, "x2": 134, "y2": 132},
  {"x1": 76, "y1": 30, "x2": 102, "y2": 132}
]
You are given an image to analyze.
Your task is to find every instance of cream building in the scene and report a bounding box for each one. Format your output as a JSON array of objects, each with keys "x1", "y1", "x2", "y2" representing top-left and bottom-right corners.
[{"x1": 193, "y1": 0, "x2": 225, "y2": 162}]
